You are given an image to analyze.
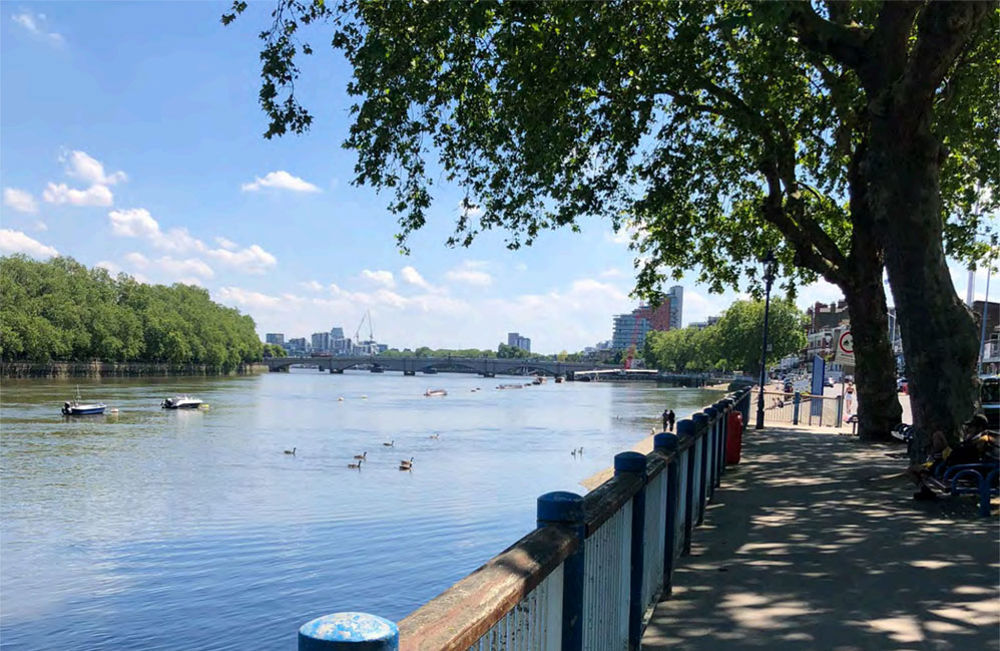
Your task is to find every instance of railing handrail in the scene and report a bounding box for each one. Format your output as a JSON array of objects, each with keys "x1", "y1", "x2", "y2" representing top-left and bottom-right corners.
[
  {"x1": 397, "y1": 524, "x2": 578, "y2": 650},
  {"x1": 298, "y1": 388, "x2": 753, "y2": 650}
]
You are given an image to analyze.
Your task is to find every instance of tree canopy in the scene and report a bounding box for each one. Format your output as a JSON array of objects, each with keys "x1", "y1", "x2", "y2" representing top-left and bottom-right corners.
[
  {"x1": 644, "y1": 299, "x2": 805, "y2": 375},
  {"x1": 0, "y1": 255, "x2": 262, "y2": 369}
]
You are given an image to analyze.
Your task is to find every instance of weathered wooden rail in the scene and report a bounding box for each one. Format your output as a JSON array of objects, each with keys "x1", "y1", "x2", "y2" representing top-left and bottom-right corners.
[{"x1": 296, "y1": 389, "x2": 753, "y2": 650}]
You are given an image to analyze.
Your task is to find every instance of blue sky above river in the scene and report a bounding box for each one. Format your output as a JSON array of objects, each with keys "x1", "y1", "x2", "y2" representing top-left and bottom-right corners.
[{"x1": 0, "y1": 3, "x2": 992, "y2": 352}]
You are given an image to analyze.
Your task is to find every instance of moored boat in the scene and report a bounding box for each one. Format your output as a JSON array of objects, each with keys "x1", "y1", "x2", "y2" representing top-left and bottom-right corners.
[
  {"x1": 61, "y1": 386, "x2": 106, "y2": 415},
  {"x1": 424, "y1": 389, "x2": 447, "y2": 397},
  {"x1": 161, "y1": 395, "x2": 204, "y2": 410},
  {"x1": 62, "y1": 400, "x2": 107, "y2": 415}
]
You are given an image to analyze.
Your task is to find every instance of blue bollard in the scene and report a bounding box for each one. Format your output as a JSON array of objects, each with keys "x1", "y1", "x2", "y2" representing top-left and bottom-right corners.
[
  {"x1": 654, "y1": 433, "x2": 679, "y2": 594},
  {"x1": 298, "y1": 613, "x2": 398, "y2": 651},
  {"x1": 793, "y1": 391, "x2": 801, "y2": 425},
  {"x1": 615, "y1": 451, "x2": 647, "y2": 651},
  {"x1": 537, "y1": 491, "x2": 585, "y2": 651}
]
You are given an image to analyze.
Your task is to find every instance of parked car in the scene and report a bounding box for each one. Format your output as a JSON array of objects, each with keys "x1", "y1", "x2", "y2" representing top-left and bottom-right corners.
[{"x1": 825, "y1": 377, "x2": 835, "y2": 388}]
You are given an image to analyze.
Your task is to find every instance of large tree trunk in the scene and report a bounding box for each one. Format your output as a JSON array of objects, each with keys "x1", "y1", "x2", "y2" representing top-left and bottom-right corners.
[
  {"x1": 868, "y1": 118, "x2": 979, "y2": 449},
  {"x1": 843, "y1": 138, "x2": 902, "y2": 442}
]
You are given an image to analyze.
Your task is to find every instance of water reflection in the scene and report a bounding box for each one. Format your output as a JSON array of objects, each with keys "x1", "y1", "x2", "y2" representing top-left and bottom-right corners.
[{"x1": 1, "y1": 370, "x2": 721, "y2": 650}]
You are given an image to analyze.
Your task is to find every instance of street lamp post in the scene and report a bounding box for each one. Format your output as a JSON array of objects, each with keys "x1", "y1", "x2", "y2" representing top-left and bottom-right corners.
[{"x1": 756, "y1": 251, "x2": 777, "y2": 430}]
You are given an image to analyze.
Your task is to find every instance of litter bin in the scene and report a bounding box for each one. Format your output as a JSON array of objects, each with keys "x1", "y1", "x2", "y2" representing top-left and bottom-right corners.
[{"x1": 726, "y1": 411, "x2": 743, "y2": 464}]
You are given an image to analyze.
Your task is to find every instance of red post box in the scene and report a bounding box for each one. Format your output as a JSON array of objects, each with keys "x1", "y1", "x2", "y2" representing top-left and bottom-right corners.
[{"x1": 726, "y1": 411, "x2": 744, "y2": 464}]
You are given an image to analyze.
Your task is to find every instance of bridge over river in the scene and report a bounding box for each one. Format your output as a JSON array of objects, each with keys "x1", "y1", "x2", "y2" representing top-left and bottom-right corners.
[{"x1": 263, "y1": 355, "x2": 598, "y2": 377}]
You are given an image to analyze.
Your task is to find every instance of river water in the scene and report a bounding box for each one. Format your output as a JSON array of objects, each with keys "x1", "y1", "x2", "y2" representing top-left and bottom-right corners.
[{"x1": 1, "y1": 370, "x2": 721, "y2": 650}]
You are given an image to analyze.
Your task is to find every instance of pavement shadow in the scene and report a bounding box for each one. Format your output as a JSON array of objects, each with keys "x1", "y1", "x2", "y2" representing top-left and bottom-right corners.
[{"x1": 643, "y1": 428, "x2": 999, "y2": 651}]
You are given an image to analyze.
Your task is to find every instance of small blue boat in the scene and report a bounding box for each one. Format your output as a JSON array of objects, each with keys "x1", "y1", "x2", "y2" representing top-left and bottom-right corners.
[{"x1": 62, "y1": 387, "x2": 106, "y2": 415}]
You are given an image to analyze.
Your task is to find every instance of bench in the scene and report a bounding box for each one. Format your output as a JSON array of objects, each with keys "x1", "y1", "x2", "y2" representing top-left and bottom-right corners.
[{"x1": 922, "y1": 460, "x2": 999, "y2": 517}]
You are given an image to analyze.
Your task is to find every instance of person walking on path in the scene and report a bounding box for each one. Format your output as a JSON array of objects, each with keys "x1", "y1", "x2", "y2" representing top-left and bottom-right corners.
[
  {"x1": 662, "y1": 408, "x2": 670, "y2": 432},
  {"x1": 668, "y1": 409, "x2": 676, "y2": 432},
  {"x1": 844, "y1": 381, "x2": 855, "y2": 420}
]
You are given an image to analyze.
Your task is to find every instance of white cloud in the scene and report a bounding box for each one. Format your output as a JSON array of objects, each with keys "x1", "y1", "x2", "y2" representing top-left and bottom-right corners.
[
  {"x1": 125, "y1": 251, "x2": 214, "y2": 278},
  {"x1": 3, "y1": 188, "x2": 38, "y2": 213},
  {"x1": 62, "y1": 150, "x2": 126, "y2": 186},
  {"x1": 216, "y1": 286, "x2": 284, "y2": 310},
  {"x1": 109, "y1": 208, "x2": 160, "y2": 238},
  {"x1": 215, "y1": 236, "x2": 238, "y2": 250},
  {"x1": 300, "y1": 280, "x2": 324, "y2": 292},
  {"x1": 108, "y1": 208, "x2": 276, "y2": 273},
  {"x1": 360, "y1": 269, "x2": 395, "y2": 288},
  {"x1": 600, "y1": 268, "x2": 625, "y2": 278},
  {"x1": 205, "y1": 244, "x2": 277, "y2": 275},
  {"x1": 95, "y1": 260, "x2": 121, "y2": 274},
  {"x1": 0, "y1": 229, "x2": 58, "y2": 258},
  {"x1": 514, "y1": 262, "x2": 528, "y2": 272},
  {"x1": 445, "y1": 261, "x2": 493, "y2": 287},
  {"x1": 459, "y1": 198, "x2": 483, "y2": 218},
  {"x1": 43, "y1": 182, "x2": 113, "y2": 207},
  {"x1": 34, "y1": 221, "x2": 48, "y2": 232},
  {"x1": 11, "y1": 12, "x2": 63, "y2": 45},
  {"x1": 400, "y1": 265, "x2": 432, "y2": 290},
  {"x1": 241, "y1": 170, "x2": 320, "y2": 193}
]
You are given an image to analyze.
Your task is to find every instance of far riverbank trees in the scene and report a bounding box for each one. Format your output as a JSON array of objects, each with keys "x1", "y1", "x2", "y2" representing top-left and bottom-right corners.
[
  {"x1": 0, "y1": 255, "x2": 262, "y2": 369},
  {"x1": 226, "y1": 1, "x2": 997, "y2": 443},
  {"x1": 644, "y1": 300, "x2": 806, "y2": 376}
]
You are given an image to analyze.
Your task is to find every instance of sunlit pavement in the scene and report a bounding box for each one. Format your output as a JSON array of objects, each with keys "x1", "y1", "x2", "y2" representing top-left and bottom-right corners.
[{"x1": 642, "y1": 427, "x2": 999, "y2": 651}]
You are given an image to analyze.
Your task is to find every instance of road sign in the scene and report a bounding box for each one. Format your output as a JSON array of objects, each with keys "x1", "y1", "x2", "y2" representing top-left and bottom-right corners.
[{"x1": 835, "y1": 330, "x2": 855, "y2": 365}]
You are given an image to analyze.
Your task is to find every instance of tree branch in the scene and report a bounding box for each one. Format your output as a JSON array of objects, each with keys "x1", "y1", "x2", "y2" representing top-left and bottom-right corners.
[
  {"x1": 860, "y1": 0, "x2": 921, "y2": 92},
  {"x1": 788, "y1": 2, "x2": 869, "y2": 69},
  {"x1": 898, "y1": 0, "x2": 993, "y2": 109}
]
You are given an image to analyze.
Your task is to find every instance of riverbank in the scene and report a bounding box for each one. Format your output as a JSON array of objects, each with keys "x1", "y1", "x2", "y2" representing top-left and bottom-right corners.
[{"x1": 1, "y1": 361, "x2": 268, "y2": 378}]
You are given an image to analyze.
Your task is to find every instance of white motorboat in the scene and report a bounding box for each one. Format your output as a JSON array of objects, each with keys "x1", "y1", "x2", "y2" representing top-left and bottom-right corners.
[{"x1": 161, "y1": 395, "x2": 204, "y2": 410}]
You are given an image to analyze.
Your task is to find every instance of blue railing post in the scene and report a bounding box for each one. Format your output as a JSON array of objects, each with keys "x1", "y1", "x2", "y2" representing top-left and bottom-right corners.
[
  {"x1": 704, "y1": 406, "x2": 719, "y2": 501},
  {"x1": 615, "y1": 451, "x2": 647, "y2": 651},
  {"x1": 717, "y1": 399, "x2": 732, "y2": 486},
  {"x1": 654, "y1": 432, "x2": 679, "y2": 597},
  {"x1": 537, "y1": 491, "x2": 585, "y2": 651},
  {"x1": 793, "y1": 391, "x2": 801, "y2": 425},
  {"x1": 298, "y1": 613, "x2": 398, "y2": 651},
  {"x1": 739, "y1": 389, "x2": 750, "y2": 424},
  {"x1": 692, "y1": 412, "x2": 710, "y2": 526},
  {"x1": 676, "y1": 418, "x2": 696, "y2": 555}
]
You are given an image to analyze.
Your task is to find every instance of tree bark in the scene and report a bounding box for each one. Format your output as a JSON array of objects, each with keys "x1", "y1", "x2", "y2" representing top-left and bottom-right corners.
[
  {"x1": 868, "y1": 117, "x2": 979, "y2": 447},
  {"x1": 843, "y1": 138, "x2": 902, "y2": 442}
]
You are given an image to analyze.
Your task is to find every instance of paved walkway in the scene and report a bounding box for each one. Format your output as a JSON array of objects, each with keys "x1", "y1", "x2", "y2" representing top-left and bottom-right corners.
[{"x1": 642, "y1": 427, "x2": 999, "y2": 651}]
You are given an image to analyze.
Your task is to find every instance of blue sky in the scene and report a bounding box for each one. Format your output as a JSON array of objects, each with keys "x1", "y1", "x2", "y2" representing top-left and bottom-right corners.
[{"x1": 0, "y1": 3, "x2": 992, "y2": 353}]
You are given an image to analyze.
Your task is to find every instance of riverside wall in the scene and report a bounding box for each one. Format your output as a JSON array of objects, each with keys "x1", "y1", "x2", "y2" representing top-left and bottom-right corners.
[{"x1": 1, "y1": 361, "x2": 268, "y2": 379}]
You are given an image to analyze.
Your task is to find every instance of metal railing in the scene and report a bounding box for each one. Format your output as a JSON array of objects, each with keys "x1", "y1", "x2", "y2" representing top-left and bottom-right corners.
[
  {"x1": 759, "y1": 390, "x2": 843, "y2": 427},
  {"x1": 296, "y1": 389, "x2": 753, "y2": 651}
]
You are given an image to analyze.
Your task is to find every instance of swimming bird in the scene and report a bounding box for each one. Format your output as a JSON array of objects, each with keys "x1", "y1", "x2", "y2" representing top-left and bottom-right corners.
[
  {"x1": 383, "y1": 440, "x2": 394, "y2": 447},
  {"x1": 571, "y1": 449, "x2": 577, "y2": 456},
  {"x1": 348, "y1": 458, "x2": 363, "y2": 469},
  {"x1": 578, "y1": 447, "x2": 584, "y2": 455},
  {"x1": 353, "y1": 451, "x2": 367, "y2": 460},
  {"x1": 284, "y1": 447, "x2": 296, "y2": 455},
  {"x1": 429, "y1": 433, "x2": 439, "y2": 440},
  {"x1": 399, "y1": 457, "x2": 414, "y2": 470},
  {"x1": 338, "y1": 397, "x2": 344, "y2": 402}
]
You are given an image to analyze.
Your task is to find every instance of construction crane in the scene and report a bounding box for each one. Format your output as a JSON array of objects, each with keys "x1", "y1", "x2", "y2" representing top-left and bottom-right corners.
[{"x1": 354, "y1": 309, "x2": 375, "y2": 349}]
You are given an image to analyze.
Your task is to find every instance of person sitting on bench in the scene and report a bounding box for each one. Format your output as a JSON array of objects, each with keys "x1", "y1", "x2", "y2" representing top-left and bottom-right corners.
[{"x1": 912, "y1": 414, "x2": 994, "y2": 500}]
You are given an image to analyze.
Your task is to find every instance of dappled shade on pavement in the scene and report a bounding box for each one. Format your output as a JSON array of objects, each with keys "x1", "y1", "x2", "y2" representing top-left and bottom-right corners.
[{"x1": 642, "y1": 428, "x2": 999, "y2": 651}]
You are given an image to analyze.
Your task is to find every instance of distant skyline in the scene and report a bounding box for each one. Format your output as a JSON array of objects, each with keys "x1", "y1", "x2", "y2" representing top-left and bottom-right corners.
[{"x1": 1, "y1": 3, "x2": 991, "y2": 354}]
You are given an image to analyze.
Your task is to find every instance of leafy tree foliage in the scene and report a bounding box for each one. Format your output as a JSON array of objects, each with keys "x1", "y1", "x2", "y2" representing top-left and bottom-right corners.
[
  {"x1": 645, "y1": 300, "x2": 805, "y2": 375},
  {"x1": 262, "y1": 343, "x2": 287, "y2": 358},
  {"x1": 0, "y1": 256, "x2": 262, "y2": 369},
  {"x1": 497, "y1": 342, "x2": 532, "y2": 359},
  {"x1": 225, "y1": 0, "x2": 996, "y2": 441}
]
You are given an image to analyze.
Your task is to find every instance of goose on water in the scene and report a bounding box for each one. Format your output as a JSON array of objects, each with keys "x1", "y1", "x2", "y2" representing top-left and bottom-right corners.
[
  {"x1": 348, "y1": 458, "x2": 363, "y2": 469},
  {"x1": 284, "y1": 447, "x2": 296, "y2": 455},
  {"x1": 383, "y1": 440, "x2": 394, "y2": 447},
  {"x1": 353, "y1": 451, "x2": 367, "y2": 460},
  {"x1": 399, "y1": 457, "x2": 414, "y2": 470}
]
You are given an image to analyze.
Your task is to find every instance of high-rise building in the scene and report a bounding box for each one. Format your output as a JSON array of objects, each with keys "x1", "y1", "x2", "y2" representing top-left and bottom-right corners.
[
  {"x1": 667, "y1": 285, "x2": 683, "y2": 329},
  {"x1": 330, "y1": 326, "x2": 349, "y2": 355},
  {"x1": 611, "y1": 293, "x2": 682, "y2": 351},
  {"x1": 311, "y1": 331, "x2": 331, "y2": 353},
  {"x1": 286, "y1": 337, "x2": 308, "y2": 355},
  {"x1": 507, "y1": 332, "x2": 531, "y2": 352},
  {"x1": 265, "y1": 333, "x2": 285, "y2": 345}
]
